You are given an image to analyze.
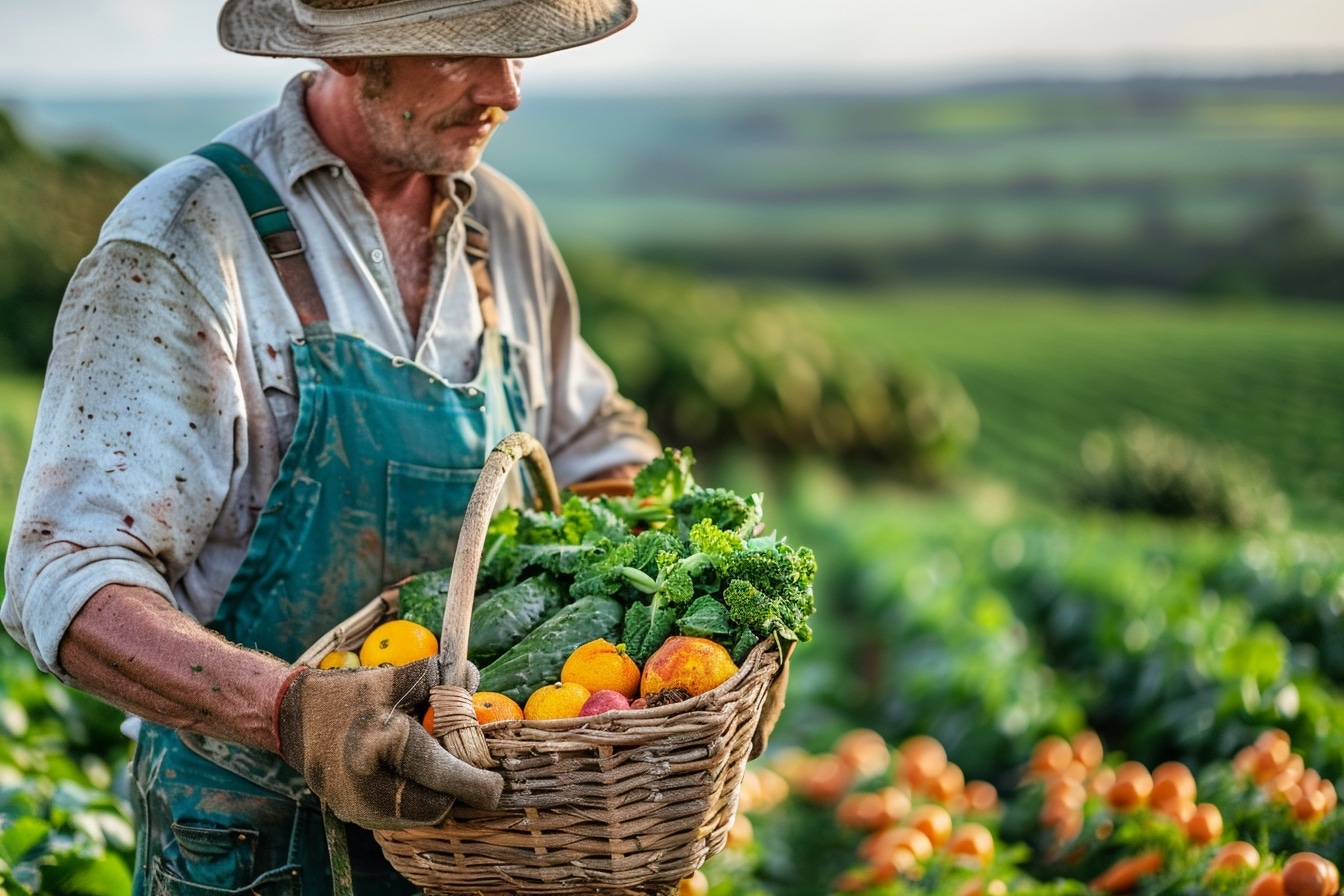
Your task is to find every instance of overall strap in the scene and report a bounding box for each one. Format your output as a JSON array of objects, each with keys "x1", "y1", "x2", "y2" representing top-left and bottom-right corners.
[{"x1": 193, "y1": 142, "x2": 330, "y2": 326}]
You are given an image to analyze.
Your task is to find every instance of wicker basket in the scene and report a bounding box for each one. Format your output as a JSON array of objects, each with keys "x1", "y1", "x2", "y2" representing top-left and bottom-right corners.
[{"x1": 296, "y1": 433, "x2": 785, "y2": 896}]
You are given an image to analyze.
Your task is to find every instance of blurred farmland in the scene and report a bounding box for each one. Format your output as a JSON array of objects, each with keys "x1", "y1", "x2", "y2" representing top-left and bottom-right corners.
[{"x1": 5, "y1": 72, "x2": 1344, "y2": 895}]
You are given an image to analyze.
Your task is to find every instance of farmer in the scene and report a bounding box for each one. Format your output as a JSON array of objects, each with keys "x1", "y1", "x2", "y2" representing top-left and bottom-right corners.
[{"x1": 0, "y1": 0, "x2": 666, "y2": 892}]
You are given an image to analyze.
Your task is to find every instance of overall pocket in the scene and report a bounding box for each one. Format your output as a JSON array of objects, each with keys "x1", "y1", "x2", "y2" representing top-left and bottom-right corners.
[
  {"x1": 151, "y1": 822, "x2": 300, "y2": 896},
  {"x1": 383, "y1": 460, "x2": 479, "y2": 584}
]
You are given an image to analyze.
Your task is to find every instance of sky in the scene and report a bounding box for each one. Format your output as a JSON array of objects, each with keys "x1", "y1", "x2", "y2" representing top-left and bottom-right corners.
[{"x1": 2, "y1": 0, "x2": 1344, "y2": 98}]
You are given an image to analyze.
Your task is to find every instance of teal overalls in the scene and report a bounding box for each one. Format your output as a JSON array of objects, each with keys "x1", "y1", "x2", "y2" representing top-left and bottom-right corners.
[{"x1": 129, "y1": 144, "x2": 533, "y2": 895}]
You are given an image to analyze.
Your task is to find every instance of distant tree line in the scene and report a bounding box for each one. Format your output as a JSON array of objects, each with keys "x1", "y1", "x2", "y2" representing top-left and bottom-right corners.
[{"x1": 638, "y1": 201, "x2": 1344, "y2": 304}]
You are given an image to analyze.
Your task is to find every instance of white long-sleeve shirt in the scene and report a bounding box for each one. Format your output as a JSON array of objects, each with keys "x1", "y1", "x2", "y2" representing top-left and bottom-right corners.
[{"x1": 3, "y1": 72, "x2": 659, "y2": 677}]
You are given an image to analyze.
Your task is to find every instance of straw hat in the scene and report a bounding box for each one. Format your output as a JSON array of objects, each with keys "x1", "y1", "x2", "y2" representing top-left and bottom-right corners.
[{"x1": 219, "y1": 0, "x2": 637, "y2": 59}]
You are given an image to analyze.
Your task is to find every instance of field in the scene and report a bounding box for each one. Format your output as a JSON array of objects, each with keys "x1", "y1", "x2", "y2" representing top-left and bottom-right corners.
[
  {"x1": 5, "y1": 73, "x2": 1344, "y2": 895},
  {"x1": 817, "y1": 285, "x2": 1344, "y2": 529}
]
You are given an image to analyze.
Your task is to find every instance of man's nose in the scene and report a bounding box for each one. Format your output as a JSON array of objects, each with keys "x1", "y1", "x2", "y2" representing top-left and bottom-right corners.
[{"x1": 469, "y1": 58, "x2": 523, "y2": 111}]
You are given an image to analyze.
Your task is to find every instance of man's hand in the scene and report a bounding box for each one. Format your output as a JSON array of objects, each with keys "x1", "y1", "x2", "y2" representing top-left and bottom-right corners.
[{"x1": 276, "y1": 655, "x2": 503, "y2": 829}]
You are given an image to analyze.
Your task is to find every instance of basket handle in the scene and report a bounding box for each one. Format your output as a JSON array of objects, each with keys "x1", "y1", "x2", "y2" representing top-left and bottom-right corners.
[{"x1": 438, "y1": 432, "x2": 562, "y2": 686}]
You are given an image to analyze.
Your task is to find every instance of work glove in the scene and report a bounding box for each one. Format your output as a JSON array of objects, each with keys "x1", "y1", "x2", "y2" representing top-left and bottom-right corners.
[{"x1": 275, "y1": 655, "x2": 503, "y2": 830}]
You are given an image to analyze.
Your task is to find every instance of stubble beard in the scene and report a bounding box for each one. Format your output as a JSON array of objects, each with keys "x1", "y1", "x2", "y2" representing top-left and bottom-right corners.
[{"x1": 362, "y1": 98, "x2": 504, "y2": 176}]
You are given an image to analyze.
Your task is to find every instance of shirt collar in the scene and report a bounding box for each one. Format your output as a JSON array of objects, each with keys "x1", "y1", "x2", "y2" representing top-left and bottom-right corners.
[{"x1": 272, "y1": 70, "x2": 477, "y2": 209}]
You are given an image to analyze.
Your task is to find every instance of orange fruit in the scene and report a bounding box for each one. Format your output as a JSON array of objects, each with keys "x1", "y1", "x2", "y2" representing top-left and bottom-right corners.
[
  {"x1": 837, "y1": 792, "x2": 894, "y2": 831},
  {"x1": 677, "y1": 870, "x2": 709, "y2": 896},
  {"x1": 317, "y1": 649, "x2": 361, "y2": 669},
  {"x1": 1206, "y1": 841, "x2": 1260, "y2": 878},
  {"x1": 797, "y1": 754, "x2": 855, "y2": 805},
  {"x1": 1150, "y1": 761, "x2": 1196, "y2": 806},
  {"x1": 945, "y1": 823, "x2": 994, "y2": 867},
  {"x1": 834, "y1": 728, "x2": 893, "y2": 779},
  {"x1": 1282, "y1": 853, "x2": 1340, "y2": 896},
  {"x1": 561, "y1": 639, "x2": 642, "y2": 698},
  {"x1": 422, "y1": 706, "x2": 436, "y2": 735},
  {"x1": 524, "y1": 681, "x2": 592, "y2": 720},
  {"x1": 898, "y1": 735, "x2": 948, "y2": 790},
  {"x1": 1250, "y1": 872, "x2": 1288, "y2": 896},
  {"x1": 1090, "y1": 851, "x2": 1163, "y2": 893},
  {"x1": 929, "y1": 762, "x2": 965, "y2": 803},
  {"x1": 869, "y1": 845, "x2": 918, "y2": 883},
  {"x1": 474, "y1": 691, "x2": 524, "y2": 724},
  {"x1": 964, "y1": 780, "x2": 999, "y2": 813},
  {"x1": 725, "y1": 813, "x2": 754, "y2": 849},
  {"x1": 1106, "y1": 761, "x2": 1152, "y2": 811},
  {"x1": 906, "y1": 804, "x2": 953, "y2": 849},
  {"x1": 860, "y1": 825, "x2": 933, "y2": 864},
  {"x1": 1185, "y1": 802, "x2": 1223, "y2": 845},
  {"x1": 1071, "y1": 730, "x2": 1105, "y2": 770},
  {"x1": 359, "y1": 619, "x2": 438, "y2": 667},
  {"x1": 1029, "y1": 736, "x2": 1074, "y2": 778},
  {"x1": 640, "y1": 636, "x2": 738, "y2": 698}
]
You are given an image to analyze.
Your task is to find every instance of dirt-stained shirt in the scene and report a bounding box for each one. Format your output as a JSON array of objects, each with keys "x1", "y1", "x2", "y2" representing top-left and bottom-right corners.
[{"x1": 2, "y1": 73, "x2": 659, "y2": 677}]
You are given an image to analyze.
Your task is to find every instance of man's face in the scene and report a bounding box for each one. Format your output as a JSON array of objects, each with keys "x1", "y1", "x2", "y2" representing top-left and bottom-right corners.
[{"x1": 350, "y1": 55, "x2": 523, "y2": 176}]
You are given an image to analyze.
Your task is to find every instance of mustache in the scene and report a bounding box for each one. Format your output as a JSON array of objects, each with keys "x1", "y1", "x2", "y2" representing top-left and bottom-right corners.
[{"x1": 429, "y1": 106, "x2": 509, "y2": 133}]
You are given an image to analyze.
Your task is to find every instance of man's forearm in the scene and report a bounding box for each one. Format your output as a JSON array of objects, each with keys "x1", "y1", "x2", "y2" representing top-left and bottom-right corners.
[{"x1": 58, "y1": 584, "x2": 293, "y2": 753}]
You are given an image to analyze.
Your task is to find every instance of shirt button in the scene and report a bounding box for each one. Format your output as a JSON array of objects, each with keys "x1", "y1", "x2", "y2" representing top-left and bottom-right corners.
[{"x1": 370, "y1": 249, "x2": 385, "y2": 264}]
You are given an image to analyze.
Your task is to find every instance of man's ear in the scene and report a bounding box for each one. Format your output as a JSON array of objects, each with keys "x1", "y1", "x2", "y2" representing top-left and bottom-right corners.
[{"x1": 324, "y1": 58, "x2": 362, "y2": 77}]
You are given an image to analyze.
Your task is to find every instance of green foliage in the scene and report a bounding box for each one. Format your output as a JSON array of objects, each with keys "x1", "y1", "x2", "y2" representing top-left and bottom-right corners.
[
  {"x1": 0, "y1": 110, "x2": 145, "y2": 373},
  {"x1": 763, "y1": 468, "x2": 1344, "y2": 787},
  {"x1": 1070, "y1": 416, "x2": 1291, "y2": 530},
  {"x1": 0, "y1": 627, "x2": 135, "y2": 896},
  {"x1": 570, "y1": 253, "x2": 980, "y2": 481}
]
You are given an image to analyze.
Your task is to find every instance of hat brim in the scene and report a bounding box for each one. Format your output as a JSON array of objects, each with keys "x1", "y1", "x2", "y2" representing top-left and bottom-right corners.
[{"x1": 219, "y1": 0, "x2": 637, "y2": 59}]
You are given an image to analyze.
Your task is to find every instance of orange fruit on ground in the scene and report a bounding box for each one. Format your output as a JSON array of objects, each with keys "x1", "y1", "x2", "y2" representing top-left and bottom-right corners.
[
  {"x1": 524, "y1": 681, "x2": 591, "y2": 720},
  {"x1": 860, "y1": 825, "x2": 933, "y2": 864},
  {"x1": 906, "y1": 804, "x2": 953, "y2": 848},
  {"x1": 1250, "y1": 872, "x2": 1288, "y2": 896},
  {"x1": 797, "y1": 754, "x2": 855, "y2": 805},
  {"x1": 1206, "y1": 841, "x2": 1260, "y2": 878},
  {"x1": 1071, "y1": 730, "x2": 1105, "y2": 769},
  {"x1": 677, "y1": 870, "x2": 709, "y2": 896},
  {"x1": 359, "y1": 619, "x2": 438, "y2": 667},
  {"x1": 834, "y1": 728, "x2": 893, "y2": 779},
  {"x1": 837, "y1": 792, "x2": 892, "y2": 831},
  {"x1": 474, "y1": 691, "x2": 524, "y2": 724},
  {"x1": 561, "y1": 638, "x2": 642, "y2": 698},
  {"x1": 945, "y1": 823, "x2": 995, "y2": 867},
  {"x1": 1185, "y1": 802, "x2": 1223, "y2": 845},
  {"x1": 1029, "y1": 735, "x2": 1074, "y2": 778},
  {"x1": 836, "y1": 788, "x2": 909, "y2": 830},
  {"x1": 725, "y1": 813, "x2": 754, "y2": 849},
  {"x1": 317, "y1": 649, "x2": 361, "y2": 669},
  {"x1": 964, "y1": 780, "x2": 999, "y2": 813},
  {"x1": 1150, "y1": 761, "x2": 1197, "y2": 806},
  {"x1": 640, "y1": 636, "x2": 738, "y2": 698},
  {"x1": 929, "y1": 762, "x2": 965, "y2": 803},
  {"x1": 1282, "y1": 853, "x2": 1340, "y2": 896},
  {"x1": 898, "y1": 735, "x2": 948, "y2": 790},
  {"x1": 1106, "y1": 761, "x2": 1153, "y2": 810}
]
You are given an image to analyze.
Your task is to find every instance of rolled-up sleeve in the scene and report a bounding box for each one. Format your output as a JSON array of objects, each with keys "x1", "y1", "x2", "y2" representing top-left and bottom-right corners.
[{"x1": 2, "y1": 241, "x2": 242, "y2": 678}]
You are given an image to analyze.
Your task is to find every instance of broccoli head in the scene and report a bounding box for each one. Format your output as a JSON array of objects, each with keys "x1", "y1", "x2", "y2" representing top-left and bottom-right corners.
[
  {"x1": 672, "y1": 487, "x2": 764, "y2": 539},
  {"x1": 720, "y1": 542, "x2": 816, "y2": 643}
]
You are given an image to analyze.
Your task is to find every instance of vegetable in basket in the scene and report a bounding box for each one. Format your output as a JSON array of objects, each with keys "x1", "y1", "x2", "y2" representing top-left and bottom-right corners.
[{"x1": 399, "y1": 447, "x2": 817, "y2": 701}]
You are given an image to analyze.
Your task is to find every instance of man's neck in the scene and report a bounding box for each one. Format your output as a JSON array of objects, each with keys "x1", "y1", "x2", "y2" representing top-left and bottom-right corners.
[{"x1": 305, "y1": 69, "x2": 442, "y2": 336}]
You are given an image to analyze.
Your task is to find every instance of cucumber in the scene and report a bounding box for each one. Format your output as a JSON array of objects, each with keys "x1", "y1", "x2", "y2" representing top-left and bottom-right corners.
[
  {"x1": 467, "y1": 574, "x2": 566, "y2": 666},
  {"x1": 477, "y1": 594, "x2": 624, "y2": 704}
]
